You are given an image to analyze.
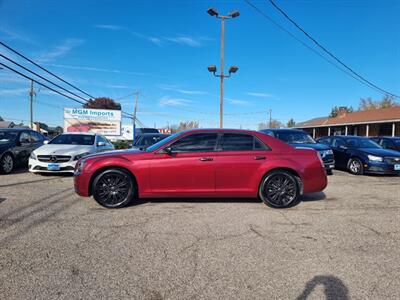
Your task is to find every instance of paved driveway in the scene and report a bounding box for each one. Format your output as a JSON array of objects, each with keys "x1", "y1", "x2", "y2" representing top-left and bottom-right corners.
[{"x1": 0, "y1": 170, "x2": 399, "y2": 299}]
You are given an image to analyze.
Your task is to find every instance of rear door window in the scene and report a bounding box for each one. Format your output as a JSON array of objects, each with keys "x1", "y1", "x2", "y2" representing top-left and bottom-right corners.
[{"x1": 220, "y1": 133, "x2": 267, "y2": 151}]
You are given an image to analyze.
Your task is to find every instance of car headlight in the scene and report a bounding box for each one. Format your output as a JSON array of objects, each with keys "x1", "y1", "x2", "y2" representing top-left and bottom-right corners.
[
  {"x1": 30, "y1": 152, "x2": 37, "y2": 160},
  {"x1": 74, "y1": 159, "x2": 86, "y2": 175},
  {"x1": 73, "y1": 152, "x2": 90, "y2": 161},
  {"x1": 367, "y1": 155, "x2": 383, "y2": 162},
  {"x1": 319, "y1": 149, "x2": 333, "y2": 158}
]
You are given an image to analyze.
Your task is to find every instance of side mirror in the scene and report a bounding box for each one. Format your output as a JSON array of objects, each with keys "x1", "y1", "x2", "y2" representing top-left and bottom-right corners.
[
  {"x1": 97, "y1": 141, "x2": 106, "y2": 147},
  {"x1": 43, "y1": 140, "x2": 49, "y2": 145},
  {"x1": 163, "y1": 146, "x2": 173, "y2": 155}
]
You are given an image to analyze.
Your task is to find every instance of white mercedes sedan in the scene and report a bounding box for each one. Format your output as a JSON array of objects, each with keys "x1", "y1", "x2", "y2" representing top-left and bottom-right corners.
[{"x1": 29, "y1": 132, "x2": 114, "y2": 174}]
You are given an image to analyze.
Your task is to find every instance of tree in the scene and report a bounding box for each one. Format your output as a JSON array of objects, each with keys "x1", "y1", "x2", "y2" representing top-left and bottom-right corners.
[
  {"x1": 287, "y1": 118, "x2": 296, "y2": 128},
  {"x1": 329, "y1": 106, "x2": 353, "y2": 118},
  {"x1": 358, "y1": 95, "x2": 399, "y2": 111},
  {"x1": 0, "y1": 116, "x2": 3, "y2": 121},
  {"x1": 258, "y1": 119, "x2": 284, "y2": 130},
  {"x1": 83, "y1": 97, "x2": 121, "y2": 110},
  {"x1": 170, "y1": 121, "x2": 199, "y2": 133}
]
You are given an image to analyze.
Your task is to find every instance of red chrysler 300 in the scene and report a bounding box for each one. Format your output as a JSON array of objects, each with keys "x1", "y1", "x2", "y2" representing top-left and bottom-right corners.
[{"x1": 74, "y1": 129, "x2": 327, "y2": 209}]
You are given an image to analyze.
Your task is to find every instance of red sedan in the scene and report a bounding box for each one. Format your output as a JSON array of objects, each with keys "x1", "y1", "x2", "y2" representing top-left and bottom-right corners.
[{"x1": 74, "y1": 129, "x2": 327, "y2": 208}]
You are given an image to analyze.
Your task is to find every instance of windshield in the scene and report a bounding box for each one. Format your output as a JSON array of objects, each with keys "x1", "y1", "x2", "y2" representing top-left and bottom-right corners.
[
  {"x1": 0, "y1": 131, "x2": 18, "y2": 143},
  {"x1": 146, "y1": 132, "x2": 182, "y2": 152},
  {"x1": 393, "y1": 139, "x2": 400, "y2": 146},
  {"x1": 49, "y1": 134, "x2": 95, "y2": 145},
  {"x1": 276, "y1": 132, "x2": 316, "y2": 144},
  {"x1": 346, "y1": 138, "x2": 381, "y2": 149},
  {"x1": 135, "y1": 135, "x2": 169, "y2": 147}
]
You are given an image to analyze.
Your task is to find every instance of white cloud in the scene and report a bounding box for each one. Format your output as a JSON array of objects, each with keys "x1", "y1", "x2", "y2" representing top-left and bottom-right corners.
[
  {"x1": 226, "y1": 98, "x2": 251, "y2": 106},
  {"x1": 0, "y1": 88, "x2": 27, "y2": 96},
  {"x1": 93, "y1": 24, "x2": 126, "y2": 31},
  {"x1": 43, "y1": 63, "x2": 147, "y2": 76},
  {"x1": 159, "y1": 96, "x2": 192, "y2": 107},
  {"x1": 38, "y1": 38, "x2": 85, "y2": 62},
  {"x1": 164, "y1": 35, "x2": 202, "y2": 47},
  {"x1": 105, "y1": 84, "x2": 131, "y2": 89},
  {"x1": 158, "y1": 84, "x2": 206, "y2": 95},
  {"x1": 148, "y1": 37, "x2": 164, "y2": 46},
  {"x1": 246, "y1": 92, "x2": 273, "y2": 98},
  {"x1": 0, "y1": 27, "x2": 37, "y2": 45}
]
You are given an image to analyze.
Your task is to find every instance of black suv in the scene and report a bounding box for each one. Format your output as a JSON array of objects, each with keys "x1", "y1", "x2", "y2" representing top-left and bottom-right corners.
[
  {"x1": 260, "y1": 128, "x2": 335, "y2": 174},
  {"x1": 0, "y1": 128, "x2": 46, "y2": 174},
  {"x1": 370, "y1": 137, "x2": 400, "y2": 152}
]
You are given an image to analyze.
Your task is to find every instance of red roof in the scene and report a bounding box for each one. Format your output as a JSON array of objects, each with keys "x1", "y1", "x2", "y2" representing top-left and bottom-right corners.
[{"x1": 297, "y1": 107, "x2": 400, "y2": 128}]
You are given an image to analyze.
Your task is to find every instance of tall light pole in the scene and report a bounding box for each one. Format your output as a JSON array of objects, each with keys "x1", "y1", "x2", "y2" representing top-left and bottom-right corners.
[
  {"x1": 207, "y1": 7, "x2": 240, "y2": 128},
  {"x1": 132, "y1": 91, "x2": 140, "y2": 145}
]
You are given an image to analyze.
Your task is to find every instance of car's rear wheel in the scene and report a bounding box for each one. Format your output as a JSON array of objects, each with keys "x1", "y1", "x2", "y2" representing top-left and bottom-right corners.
[
  {"x1": 92, "y1": 168, "x2": 136, "y2": 208},
  {"x1": 0, "y1": 153, "x2": 14, "y2": 174},
  {"x1": 259, "y1": 170, "x2": 300, "y2": 208},
  {"x1": 347, "y1": 158, "x2": 363, "y2": 175}
]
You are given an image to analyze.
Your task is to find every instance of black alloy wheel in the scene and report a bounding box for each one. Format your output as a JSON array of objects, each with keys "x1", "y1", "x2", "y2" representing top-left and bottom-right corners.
[
  {"x1": 259, "y1": 170, "x2": 300, "y2": 208},
  {"x1": 0, "y1": 153, "x2": 14, "y2": 174},
  {"x1": 92, "y1": 168, "x2": 135, "y2": 208},
  {"x1": 347, "y1": 158, "x2": 364, "y2": 175}
]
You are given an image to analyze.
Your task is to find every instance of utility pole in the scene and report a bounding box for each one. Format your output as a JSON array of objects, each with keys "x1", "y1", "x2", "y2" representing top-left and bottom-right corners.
[
  {"x1": 29, "y1": 80, "x2": 35, "y2": 129},
  {"x1": 207, "y1": 8, "x2": 240, "y2": 128},
  {"x1": 269, "y1": 109, "x2": 272, "y2": 128},
  {"x1": 132, "y1": 91, "x2": 140, "y2": 145}
]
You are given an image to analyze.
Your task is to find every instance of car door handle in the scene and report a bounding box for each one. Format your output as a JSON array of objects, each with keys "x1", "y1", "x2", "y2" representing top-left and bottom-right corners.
[
  {"x1": 254, "y1": 156, "x2": 266, "y2": 160},
  {"x1": 199, "y1": 157, "x2": 213, "y2": 161}
]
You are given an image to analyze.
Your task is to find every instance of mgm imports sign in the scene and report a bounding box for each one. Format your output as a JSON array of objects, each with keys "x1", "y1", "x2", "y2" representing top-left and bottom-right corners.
[{"x1": 64, "y1": 108, "x2": 121, "y2": 136}]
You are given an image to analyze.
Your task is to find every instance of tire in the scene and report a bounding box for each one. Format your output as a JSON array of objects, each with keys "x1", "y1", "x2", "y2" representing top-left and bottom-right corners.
[
  {"x1": 0, "y1": 153, "x2": 14, "y2": 174},
  {"x1": 259, "y1": 170, "x2": 300, "y2": 208},
  {"x1": 326, "y1": 169, "x2": 333, "y2": 175},
  {"x1": 92, "y1": 168, "x2": 136, "y2": 208},
  {"x1": 347, "y1": 158, "x2": 364, "y2": 175}
]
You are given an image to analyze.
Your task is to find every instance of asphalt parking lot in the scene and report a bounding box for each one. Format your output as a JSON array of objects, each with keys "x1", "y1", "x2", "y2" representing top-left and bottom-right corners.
[{"x1": 0, "y1": 170, "x2": 399, "y2": 299}]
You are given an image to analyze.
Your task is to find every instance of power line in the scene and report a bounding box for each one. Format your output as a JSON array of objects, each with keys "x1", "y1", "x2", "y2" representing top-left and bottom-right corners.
[
  {"x1": 0, "y1": 53, "x2": 91, "y2": 103},
  {"x1": 266, "y1": 0, "x2": 400, "y2": 99},
  {"x1": 0, "y1": 41, "x2": 96, "y2": 99},
  {"x1": 0, "y1": 62, "x2": 87, "y2": 105},
  {"x1": 243, "y1": 0, "x2": 399, "y2": 97}
]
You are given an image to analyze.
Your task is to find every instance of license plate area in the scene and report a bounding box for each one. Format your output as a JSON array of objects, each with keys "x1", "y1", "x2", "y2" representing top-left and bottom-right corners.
[{"x1": 47, "y1": 163, "x2": 60, "y2": 171}]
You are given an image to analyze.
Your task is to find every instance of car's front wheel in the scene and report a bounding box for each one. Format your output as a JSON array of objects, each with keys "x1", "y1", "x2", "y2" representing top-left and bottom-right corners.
[
  {"x1": 0, "y1": 153, "x2": 14, "y2": 174},
  {"x1": 92, "y1": 168, "x2": 136, "y2": 208},
  {"x1": 347, "y1": 158, "x2": 363, "y2": 175},
  {"x1": 259, "y1": 170, "x2": 300, "y2": 208}
]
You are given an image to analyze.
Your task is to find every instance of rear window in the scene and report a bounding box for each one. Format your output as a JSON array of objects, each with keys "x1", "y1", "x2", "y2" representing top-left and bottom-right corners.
[{"x1": 220, "y1": 133, "x2": 268, "y2": 151}]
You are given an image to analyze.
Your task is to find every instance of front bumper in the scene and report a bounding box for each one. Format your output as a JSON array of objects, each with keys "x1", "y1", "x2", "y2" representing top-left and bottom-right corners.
[
  {"x1": 323, "y1": 159, "x2": 335, "y2": 171},
  {"x1": 29, "y1": 158, "x2": 77, "y2": 174},
  {"x1": 363, "y1": 161, "x2": 400, "y2": 175}
]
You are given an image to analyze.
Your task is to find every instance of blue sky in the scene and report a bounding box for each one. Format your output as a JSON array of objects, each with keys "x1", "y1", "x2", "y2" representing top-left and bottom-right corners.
[{"x1": 0, "y1": 0, "x2": 399, "y2": 129}]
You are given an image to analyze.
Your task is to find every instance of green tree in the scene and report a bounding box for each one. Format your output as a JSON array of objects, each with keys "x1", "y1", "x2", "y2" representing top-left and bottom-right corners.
[
  {"x1": 83, "y1": 97, "x2": 121, "y2": 110},
  {"x1": 358, "y1": 95, "x2": 399, "y2": 111},
  {"x1": 0, "y1": 116, "x2": 3, "y2": 121},
  {"x1": 287, "y1": 118, "x2": 296, "y2": 128}
]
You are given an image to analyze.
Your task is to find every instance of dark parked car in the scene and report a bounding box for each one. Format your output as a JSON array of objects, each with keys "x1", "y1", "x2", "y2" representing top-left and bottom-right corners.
[
  {"x1": 132, "y1": 133, "x2": 170, "y2": 150},
  {"x1": 0, "y1": 128, "x2": 46, "y2": 174},
  {"x1": 260, "y1": 128, "x2": 335, "y2": 174},
  {"x1": 317, "y1": 135, "x2": 400, "y2": 175},
  {"x1": 135, "y1": 128, "x2": 159, "y2": 136},
  {"x1": 370, "y1": 137, "x2": 400, "y2": 152}
]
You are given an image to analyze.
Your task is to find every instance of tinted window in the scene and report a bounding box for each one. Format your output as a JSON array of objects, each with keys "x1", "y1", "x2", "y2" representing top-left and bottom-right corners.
[
  {"x1": 30, "y1": 131, "x2": 43, "y2": 142},
  {"x1": 332, "y1": 138, "x2": 346, "y2": 148},
  {"x1": 275, "y1": 131, "x2": 315, "y2": 144},
  {"x1": 220, "y1": 133, "x2": 260, "y2": 151},
  {"x1": 170, "y1": 133, "x2": 218, "y2": 152},
  {"x1": 50, "y1": 134, "x2": 95, "y2": 145},
  {"x1": 19, "y1": 132, "x2": 30, "y2": 143},
  {"x1": 0, "y1": 131, "x2": 18, "y2": 143},
  {"x1": 345, "y1": 138, "x2": 381, "y2": 149},
  {"x1": 381, "y1": 139, "x2": 394, "y2": 149}
]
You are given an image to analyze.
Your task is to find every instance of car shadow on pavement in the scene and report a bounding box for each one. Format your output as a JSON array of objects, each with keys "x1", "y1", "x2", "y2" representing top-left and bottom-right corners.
[
  {"x1": 296, "y1": 275, "x2": 349, "y2": 300},
  {"x1": 300, "y1": 192, "x2": 326, "y2": 202},
  {"x1": 0, "y1": 198, "x2": 6, "y2": 204},
  {"x1": 127, "y1": 197, "x2": 262, "y2": 207}
]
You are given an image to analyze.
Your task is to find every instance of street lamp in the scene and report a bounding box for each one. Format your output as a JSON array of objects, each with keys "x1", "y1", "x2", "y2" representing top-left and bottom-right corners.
[{"x1": 207, "y1": 7, "x2": 239, "y2": 128}]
